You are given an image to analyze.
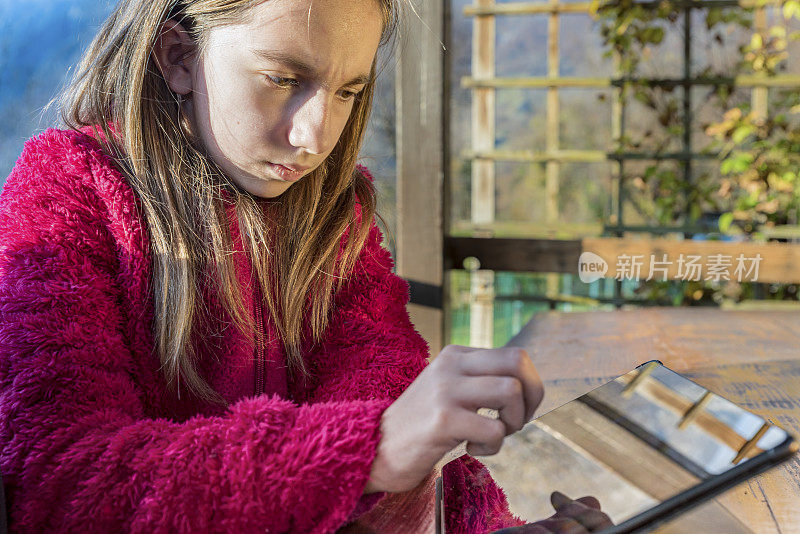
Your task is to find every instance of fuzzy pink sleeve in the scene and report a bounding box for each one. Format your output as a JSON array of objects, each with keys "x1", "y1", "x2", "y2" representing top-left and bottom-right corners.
[
  {"x1": 0, "y1": 134, "x2": 390, "y2": 533},
  {"x1": 442, "y1": 456, "x2": 526, "y2": 533}
]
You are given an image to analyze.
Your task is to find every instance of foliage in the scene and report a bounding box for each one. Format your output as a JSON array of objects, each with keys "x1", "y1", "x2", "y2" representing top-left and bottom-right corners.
[
  {"x1": 592, "y1": 0, "x2": 800, "y2": 304},
  {"x1": 697, "y1": 4, "x2": 800, "y2": 240}
]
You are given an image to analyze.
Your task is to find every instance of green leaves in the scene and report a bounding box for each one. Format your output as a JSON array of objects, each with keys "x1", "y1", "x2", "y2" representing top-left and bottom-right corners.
[
  {"x1": 721, "y1": 152, "x2": 755, "y2": 175},
  {"x1": 706, "y1": 7, "x2": 752, "y2": 30},
  {"x1": 718, "y1": 212, "x2": 735, "y2": 233},
  {"x1": 595, "y1": 0, "x2": 800, "y2": 234},
  {"x1": 641, "y1": 26, "x2": 665, "y2": 45},
  {"x1": 783, "y1": 0, "x2": 800, "y2": 21},
  {"x1": 732, "y1": 124, "x2": 756, "y2": 144}
]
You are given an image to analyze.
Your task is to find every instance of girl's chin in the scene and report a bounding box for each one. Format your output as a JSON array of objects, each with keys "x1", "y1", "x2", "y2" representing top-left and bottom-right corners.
[{"x1": 224, "y1": 171, "x2": 292, "y2": 199}]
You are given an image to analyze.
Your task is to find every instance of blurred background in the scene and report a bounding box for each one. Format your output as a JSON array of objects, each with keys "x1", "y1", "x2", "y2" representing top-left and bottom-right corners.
[{"x1": 2, "y1": 0, "x2": 799, "y2": 350}]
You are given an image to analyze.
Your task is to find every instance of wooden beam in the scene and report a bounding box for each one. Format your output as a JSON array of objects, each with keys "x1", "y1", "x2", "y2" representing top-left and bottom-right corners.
[
  {"x1": 545, "y1": 0, "x2": 560, "y2": 229},
  {"x1": 461, "y1": 75, "x2": 800, "y2": 89},
  {"x1": 464, "y1": 148, "x2": 608, "y2": 163},
  {"x1": 471, "y1": 0, "x2": 496, "y2": 226},
  {"x1": 395, "y1": 0, "x2": 445, "y2": 355},
  {"x1": 462, "y1": 149, "x2": 720, "y2": 163},
  {"x1": 464, "y1": 2, "x2": 594, "y2": 16},
  {"x1": 445, "y1": 236, "x2": 582, "y2": 273},
  {"x1": 545, "y1": 0, "x2": 561, "y2": 297},
  {"x1": 463, "y1": 76, "x2": 612, "y2": 88},
  {"x1": 444, "y1": 236, "x2": 800, "y2": 283},
  {"x1": 751, "y1": 7, "x2": 769, "y2": 123},
  {"x1": 463, "y1": 0, "x2": 785, "y2": 17}
]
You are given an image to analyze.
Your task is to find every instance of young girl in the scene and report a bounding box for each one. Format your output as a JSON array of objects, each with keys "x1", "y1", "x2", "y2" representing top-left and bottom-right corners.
[{"x1": 0, "y1": 0, "x2": 611, "y2": 532}]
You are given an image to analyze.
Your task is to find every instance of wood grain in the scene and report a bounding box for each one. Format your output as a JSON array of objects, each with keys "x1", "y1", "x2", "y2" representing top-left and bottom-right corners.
[
  {"x1": 342, "y1": 309, "x2": 799, "y2": 533},
  {"x1": 507, "y1": 308, "x2": 800, "y2": 533},
  {"x1": 442, "y1": 237, "x2": 800, "y2": 284}
]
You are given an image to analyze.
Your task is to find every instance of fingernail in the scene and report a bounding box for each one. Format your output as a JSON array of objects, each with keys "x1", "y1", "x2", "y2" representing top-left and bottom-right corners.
[{"x1": 550, "y1": 490, "x2": 571, "y2": 510}]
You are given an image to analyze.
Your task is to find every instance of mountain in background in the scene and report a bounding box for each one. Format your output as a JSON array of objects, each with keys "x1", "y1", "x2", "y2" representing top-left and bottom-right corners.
[
  {"x1": 0, "y1": 0, "x2": 587, "y2": 186},
  {"x1": 0, "y1": 0, "x2": 115, "y2": 180},
  {"x1": 1, "y1": 0, "x2": 760, "y2": 234}
]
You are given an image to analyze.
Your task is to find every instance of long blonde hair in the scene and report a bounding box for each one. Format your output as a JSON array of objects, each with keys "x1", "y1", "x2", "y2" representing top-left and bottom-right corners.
[{"x1": 56, "y1": 0, "x2": 401, "y2": 406}]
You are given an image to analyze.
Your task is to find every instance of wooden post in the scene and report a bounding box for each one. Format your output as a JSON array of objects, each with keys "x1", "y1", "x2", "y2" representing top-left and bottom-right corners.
[
  {"x1": 611, "y1": 52, "x2": 623, "y2": 231},
  {"x1": 545, "y1": 0, "x2": 561, "y2": 299},
  {"x1": 472, "y1": 0, "x2": 496, "y2": 227},
  {"x1": 622, "y1": 361, "x2": 659, "y2": 397},
  {"x1": 751, "y1": 7, "x2": 768, "y2": 123},
  {"x1": 396, "y1": 0, "x2": 445, "y2": 356},
  {"x1": 470, "y1": 0, "x2": 496, "y2": 348},
  {"x1": 678, "y1": 390, "x2": 713, "y2": 429},
  {"x1": 470, "y1": 266, "x2": 495, "y2": 348},
  {"x1": 732, "y1": 422, "x2": 770, "y2": 464},
  {"x1": 611, "y1": 51, "x2": 625, "y2": 306}
]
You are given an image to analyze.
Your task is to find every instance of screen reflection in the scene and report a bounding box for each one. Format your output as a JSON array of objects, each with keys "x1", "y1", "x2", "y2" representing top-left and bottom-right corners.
[{"x1": 463, "y1": 362, "x2": 792, "y2": 531}]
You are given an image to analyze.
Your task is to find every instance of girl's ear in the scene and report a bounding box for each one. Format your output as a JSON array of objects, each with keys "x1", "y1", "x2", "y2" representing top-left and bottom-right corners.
[{"x1": 152, "y1": 19, "x2": 197, "y2": 96}]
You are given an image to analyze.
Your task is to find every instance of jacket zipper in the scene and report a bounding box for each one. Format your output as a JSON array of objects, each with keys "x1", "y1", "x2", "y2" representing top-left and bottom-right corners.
[{"x1": 253, "y1": 282, "x2": 265, "y2": 396}]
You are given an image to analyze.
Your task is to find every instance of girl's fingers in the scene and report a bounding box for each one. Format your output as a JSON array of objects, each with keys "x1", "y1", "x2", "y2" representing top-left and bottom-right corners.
[
  {"x1": 551, "y1": 491, "x2": 572, "y2": 510},
  {"x1": 575, "y1": 496, "x2": 602, "y2": 511},
  {"x1": 550, "y1": 492, "x2": 613, "y2": 530},
  {"x1": 447, "y1": 409, "x2": 508, "y2": 456},
  {"x1": 453, "y1": 375, "x2": 527, "y2": 434},
  {"x1": 557, "y1": 506, "x2": 613, "y2": 530},
  {"x1": 491, "y1": 526, "x2": 551, "y2": 534},
  {"x1": 525, "y1": 517, "x2": 588, "y2": 534},
  {"x1": 456, "y1": 347, "x2": 545, "y2": 422}
]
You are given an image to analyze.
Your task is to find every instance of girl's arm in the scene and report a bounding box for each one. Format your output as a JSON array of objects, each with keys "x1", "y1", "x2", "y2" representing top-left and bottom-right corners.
[
  {"x1": 300, "y1": 166, "x2": 525, "y2": 532},
  {"x1": 0, "y1": 131, "x2": 387, "y2": 533}
]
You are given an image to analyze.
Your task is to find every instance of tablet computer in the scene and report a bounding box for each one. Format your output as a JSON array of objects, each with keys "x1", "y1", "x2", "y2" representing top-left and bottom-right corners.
[{"x1": 436, "y1": 361, "x2": 798, "y2": 533}]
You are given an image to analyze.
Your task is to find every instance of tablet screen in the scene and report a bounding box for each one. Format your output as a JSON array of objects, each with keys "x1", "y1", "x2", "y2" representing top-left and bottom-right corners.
[{"x1": 451, "y1": 361, "x2": 795, "y2": 532}]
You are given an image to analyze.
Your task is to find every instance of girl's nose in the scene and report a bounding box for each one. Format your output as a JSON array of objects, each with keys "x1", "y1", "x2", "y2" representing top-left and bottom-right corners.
[{"x1": 287, "y1": 90, "x2": 335, "y2": 155}]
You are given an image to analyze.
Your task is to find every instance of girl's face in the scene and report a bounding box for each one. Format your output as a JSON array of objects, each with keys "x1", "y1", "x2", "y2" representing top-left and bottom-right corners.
[{"x1": 158, "y1": 0, "x2": 383, "y2": 198}]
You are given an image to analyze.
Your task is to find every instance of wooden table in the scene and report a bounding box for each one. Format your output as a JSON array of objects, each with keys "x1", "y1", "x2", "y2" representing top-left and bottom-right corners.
[
  {"x1": 505, "y1": 308, "x2": 800, "y2": 533},
  {"x1": 343, "y1": 308, "x2": 800, "y2": 533}
]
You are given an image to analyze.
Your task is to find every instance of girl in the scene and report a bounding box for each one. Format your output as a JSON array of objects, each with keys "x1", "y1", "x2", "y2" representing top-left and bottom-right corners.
[{"x1": 0, "y1": 0, "x2": 611, "y2": 532}]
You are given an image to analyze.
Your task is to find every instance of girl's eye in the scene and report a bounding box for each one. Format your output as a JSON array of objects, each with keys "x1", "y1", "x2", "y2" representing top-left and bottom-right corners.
[
  {"x1": 267, "y1": 75, "x2": 298, "y2": 89},
  {"x1": 339, "y1": 89, "x2": 362, "y2": 102}
]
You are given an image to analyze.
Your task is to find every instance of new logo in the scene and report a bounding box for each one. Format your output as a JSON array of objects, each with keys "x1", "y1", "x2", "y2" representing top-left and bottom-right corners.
[{"x1": 578, "y1": 252, "x2": 608, "y2": 283}]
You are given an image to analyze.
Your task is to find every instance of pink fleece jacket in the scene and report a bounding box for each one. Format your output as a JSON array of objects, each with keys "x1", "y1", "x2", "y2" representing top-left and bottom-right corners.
[{"x1": 0, "y1": 127, "x2": 522, "y2": 533}]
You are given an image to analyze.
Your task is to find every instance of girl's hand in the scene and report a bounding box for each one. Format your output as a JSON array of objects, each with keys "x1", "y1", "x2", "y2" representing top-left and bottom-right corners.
[
  {"x1": 364, "y1": 345, "x2": 544, "y2": 493},
  {"x1": 491, "y1": 492, "x2": 615, "y2": 533}
]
